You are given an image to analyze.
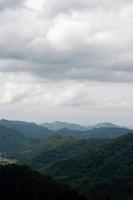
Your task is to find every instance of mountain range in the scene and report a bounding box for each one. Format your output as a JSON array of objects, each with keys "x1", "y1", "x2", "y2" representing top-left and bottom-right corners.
[
  {"x1": 0, "y1": 119, "x2": 131, "y2": 141},
  {"x1": 0, "y1": 119, "x2": 52, "y2": 139},
  {"x1": 41, "y1": 121, "x2": 121, "y2": 131},
  {"x1": 0, "y1": 118, "x2": 132, "y2": 161}
]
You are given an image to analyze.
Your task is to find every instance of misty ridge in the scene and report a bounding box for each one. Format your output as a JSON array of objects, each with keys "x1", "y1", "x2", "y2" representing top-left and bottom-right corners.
[{"x1": 0, "y1": 118, "x2": 133, "y2": 200}]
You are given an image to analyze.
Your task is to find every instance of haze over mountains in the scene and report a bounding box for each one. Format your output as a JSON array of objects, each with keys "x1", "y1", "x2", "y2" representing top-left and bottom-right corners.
[
  {"x1": 41, "y1": 121, "x2": 121, "y2": 131},
  {"x1": 0, "y1": 119, "x2": 131, "y2": 141}
]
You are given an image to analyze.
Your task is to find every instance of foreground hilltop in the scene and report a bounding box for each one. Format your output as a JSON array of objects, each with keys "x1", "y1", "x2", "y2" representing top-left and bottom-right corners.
[{"x1": 0, "y1": 164, "x2": 87, "y2": 200}]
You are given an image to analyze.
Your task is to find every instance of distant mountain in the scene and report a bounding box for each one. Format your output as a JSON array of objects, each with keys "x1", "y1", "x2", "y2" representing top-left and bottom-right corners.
[
  {"x1": 41, "y1": 121, "x2": 86, "y2": 131},
  {"x1": 0, "y1": 119, "x2": 128, "y2": 140},
  {"x1": 41, "y1": 121, "x2": 124, "y2": 131},
  {"x1": 0, "y1": 165, "x2": 87, "y2": 200},
  {"x1": 43, "y1": 133, "x2": 133, "y2": 200},
  {"x1": 0, "y1": 119, "x2": 53, "y2": 139},
  {"x1": 92, "y1": 122, "x2": 121, "y2": 129},
  {"x1": 54, "y1": 127, "x2": 132, "y2": 139},
  {"x1": 0, "y1": 126, "x2": 34, "y2": 159}
]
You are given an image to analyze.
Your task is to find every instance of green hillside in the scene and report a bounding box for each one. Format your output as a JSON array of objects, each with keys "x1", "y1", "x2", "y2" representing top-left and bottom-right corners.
[
  {"x1": 22, "y1": 134, "x2": 78, "y2": 166},
  {"x1": 0, "y1": 119, "x2": 53, "y2": 139},
  {"x1": 42, "y1": 134, "x2": 133, "y2": 199},
  {"x1": 0, "y1": 126, "x2": 35, "y2": 159},
  {"x1": 27, "y1": 138, "x2": 108, "y2": 170},
  {"x1": 55, "y1": 127, "x2": 132, "y2": 139}
]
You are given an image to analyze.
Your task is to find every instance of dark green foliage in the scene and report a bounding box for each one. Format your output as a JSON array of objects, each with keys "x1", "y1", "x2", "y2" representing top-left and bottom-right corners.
[
  {"x1": 30, "y1": 134, "x2": 77, "y2": 157},
  {"x1": 26, "y1": 138, "x2": 108, "y2": 170},
  {"x1": 43, "y1": 134, "x2": 133, "y2": 200},
  {"x1": 89, "y1": 176, "x2": 133, "y2": 200},
  {"x1": 21, "y1": 134, "x2": 77, "y2": 165},
  {"x1": 0, "y1": 164, "x2": 87, "y2": 200}
]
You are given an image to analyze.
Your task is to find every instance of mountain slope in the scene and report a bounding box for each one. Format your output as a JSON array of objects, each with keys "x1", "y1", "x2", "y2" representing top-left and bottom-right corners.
[
  {"x1": 0, "y1": 126, "x2": 34, "y2": 159},
  {"x1": 26, "y1": 138, "x2": 108, "y2": 169},
  {"x1": 55, "y1": 127, "x2": 132, "y2": 139},
  {"x1": 43, "y1": 133, "x2": 133, "y2": 199},
  {"x1": 22, "y1": 134, "x2": 78, "y2": 167},
  {"x1": 0, "y1": 119, "x2": 53, "y2": 139}
]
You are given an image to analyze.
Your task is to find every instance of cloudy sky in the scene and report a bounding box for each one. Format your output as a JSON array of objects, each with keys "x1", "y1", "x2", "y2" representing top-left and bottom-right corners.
[{"x1": 0, "y1": 0, "x2": 133, "y2": 126}]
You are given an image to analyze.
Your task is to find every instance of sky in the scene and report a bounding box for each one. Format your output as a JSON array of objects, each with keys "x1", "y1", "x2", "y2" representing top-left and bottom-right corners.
[{"x1": 0, "y1": 0, "x2": 133, "y2": 126}]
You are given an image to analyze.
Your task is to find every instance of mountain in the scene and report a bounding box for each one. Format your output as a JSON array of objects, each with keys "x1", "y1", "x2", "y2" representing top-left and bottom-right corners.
[
  {"x1": 41, "y1": 121, "x2": 86, "y2": 131},
  {"x1": 0, "y1": 126, "x2": 34, "y2": 159},
  {"x1": 43, "y1": 133, "x2": 133, "y2": 199},
  {"x1": 0, "y1": 164, "x2": 87, "y2": 200},
  {"x1": 0, "y1": 119, "x2": 129, "y2": 140},
  {"x1": 0, "y1": 119, "x2": 53, "y2": 139},
  {"x1": 31, "y1": 134, "x2": 76, "y2": 155},
  {"x1": 92, "y1": 122, "x2": 120, "y2": 129},
  {"x1": 41, "y1": 121, "x2": 122, "y2": 131},
  {"x1": 26, "y1": 138, "x2": 108, "y2": 170},
  {"x1": 21, "y1": 134, "x2": 78, "y2": 167},
  {"x1": 54, "y1": 127, "x2": 132, "y2": 139}
]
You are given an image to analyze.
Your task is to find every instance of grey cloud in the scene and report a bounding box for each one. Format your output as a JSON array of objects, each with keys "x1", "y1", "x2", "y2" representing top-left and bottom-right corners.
[
  {"x1": 0, "y1": 0, "x2": 24, "y2": 11},
  {"x1": 42, "y1": 0, "x2": 133, "y2": 16},
  {"x1": 0, "y1": 0, "x2": 133, "y2": 83}
]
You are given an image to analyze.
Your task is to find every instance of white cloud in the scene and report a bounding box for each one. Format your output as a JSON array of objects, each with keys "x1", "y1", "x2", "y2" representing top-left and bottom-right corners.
[
  {"x1": 0, "y1": 0, "x2": 133, "y2": 125},
  {"x1": 0, "y1": 0, "x2": 133, "y2": 81}
]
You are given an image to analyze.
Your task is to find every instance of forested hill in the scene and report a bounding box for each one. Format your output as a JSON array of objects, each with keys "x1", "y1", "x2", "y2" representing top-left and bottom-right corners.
[
  {"x1": 43, "y1": 133, "x2": 133, "y2": 200},
  {"x1": 0, "y1": 119, "x2": 53, "y2": 139},
  {"x1": 0, "y1": 126, "x2": 34, "y2": 158},
  {"x1": 0, "y1": 164, "x2": 87, "y2": 200}
]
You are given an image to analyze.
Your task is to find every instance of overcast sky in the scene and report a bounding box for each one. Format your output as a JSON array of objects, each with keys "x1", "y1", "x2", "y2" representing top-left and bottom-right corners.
[{"x1": 0, "y1": 0, "x2": 133, "y2": 126}]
